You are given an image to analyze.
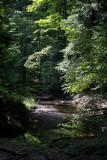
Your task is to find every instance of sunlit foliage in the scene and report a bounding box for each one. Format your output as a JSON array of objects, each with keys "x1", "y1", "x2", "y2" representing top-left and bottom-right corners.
[{"x1": 57, "y1": 0, "x2": 107, "y2": 94}]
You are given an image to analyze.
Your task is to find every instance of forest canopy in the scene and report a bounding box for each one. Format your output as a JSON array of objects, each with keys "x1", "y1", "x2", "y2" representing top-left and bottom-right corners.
[{"x1": 0, "y1": 0, "x2": 107, "y2": 96}]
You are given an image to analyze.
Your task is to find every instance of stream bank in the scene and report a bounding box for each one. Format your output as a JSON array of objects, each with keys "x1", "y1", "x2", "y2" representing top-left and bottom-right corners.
[{"x1": 0, "y1": 94, "x2": 107, "y2": 160}]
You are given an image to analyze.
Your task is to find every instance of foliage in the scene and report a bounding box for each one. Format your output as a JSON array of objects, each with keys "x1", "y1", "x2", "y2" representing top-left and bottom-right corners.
[
  {"x1": 0, "y1": 1, "x2": 5, "y2": 17},
  {"x1": 57, "y1": 0, "x2": 107, "y2": 95},
  {"x1": 25, "y1": 0, "x2": 68, "y2": 92},
  {"x1": 23, "y1": 97, "x2": 36, "y2": 108},
  {"x1": 71, "y1": 114, "x2": 107, "y2": 136},
  {"x1": 24, "y1": 132, "x2": 41, "y2": 145},
  {"x1": 0, "y1": 0, "x2": 107, "y2": 95},
  {"x1": 24, "y1": 46, "x2": 52, "y2": 69}
]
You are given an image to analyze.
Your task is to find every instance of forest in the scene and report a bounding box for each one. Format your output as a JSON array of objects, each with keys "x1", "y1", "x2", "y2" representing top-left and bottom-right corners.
[{"x1": 0, "y1": 0, "x2": 107, "y2": 159}]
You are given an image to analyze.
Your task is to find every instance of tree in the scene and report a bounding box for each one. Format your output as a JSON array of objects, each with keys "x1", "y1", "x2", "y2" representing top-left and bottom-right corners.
[
  {"x1": 57, "y1": 0, "x2": 107, "y2": 94},
  {"x1": 25, "y1": 0, "x2": 69, "y2": 94},
  {"x1": 0, "y1": 0, "x2": 11, "y2": 87},
  {"x1": 0, "y1": 0, "x2": 37, "y2": 89},
  {"x1": 0, "y1": 0, "x2": 29, "y2": 137}
]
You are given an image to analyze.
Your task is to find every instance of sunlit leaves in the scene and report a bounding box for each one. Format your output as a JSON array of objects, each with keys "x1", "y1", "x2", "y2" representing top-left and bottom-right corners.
[
  {"x1": 68, "y1": 73, "x2": 96, "y2": 94},
  {"x1": 35, "y1": 13, "x2": 61, "y2": 28},
  {"x1": 24, "y1": 46, "x2": 52, "y2": 69},
  {"x1": 57, "y1": 1, "x2": 107, "y2": 94},
  {"x1": 27, "y1": 0, "x2": 49, "y2": 12},
  {"x1": 0, "y1": 1, "x2": 5, "y2": 17}
]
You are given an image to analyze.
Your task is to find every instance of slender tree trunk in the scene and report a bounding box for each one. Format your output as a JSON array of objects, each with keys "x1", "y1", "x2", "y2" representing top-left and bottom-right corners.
[
  {"x1": 63, "y1": 0, "x2": 67, "y2": 47},
  {"x1": 63, "y1": 0, "x2": 67, "y2": 19},
  {"x1": 20, "y1": 0, "x2": 27, "y2": 83}
]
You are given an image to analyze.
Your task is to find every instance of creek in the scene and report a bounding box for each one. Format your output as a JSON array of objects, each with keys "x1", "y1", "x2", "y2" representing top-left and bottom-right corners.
[
  {"x1": 29, "y1": 100, "x2": 107, "y2": 140},
  {"x1": 29, "y1": 101, "x2": 83, "y2": 138}
]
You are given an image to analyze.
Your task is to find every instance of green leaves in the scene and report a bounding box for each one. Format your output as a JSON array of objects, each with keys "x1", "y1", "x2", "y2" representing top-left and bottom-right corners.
[
  {"x1": 57, "y1": 0, "x2": 107, "y2": 94},
  {"x1": 0, "y1": 1, "x2": 5, "y2": 17},
  {"x1": 24, "y1": 46, "x2": 52, "y2": 69}
]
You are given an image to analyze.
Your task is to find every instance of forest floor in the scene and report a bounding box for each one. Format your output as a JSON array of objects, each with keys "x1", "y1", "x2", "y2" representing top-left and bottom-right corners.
[
  {"x1": 0, "y1": 93, "x2": 107, "y2": 160},
  {"x1": 0, "y1": 135, "x2": 107, "y2": 160}
]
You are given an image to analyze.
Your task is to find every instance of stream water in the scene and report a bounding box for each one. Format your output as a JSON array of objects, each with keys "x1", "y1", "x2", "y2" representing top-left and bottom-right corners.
[
  {"x1": 29, "y1": 101, "x2": 84, "y2": 139},
  {"x1": 29, "y1": 100, "x2": 106, "y2": 140}
]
